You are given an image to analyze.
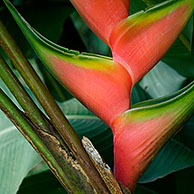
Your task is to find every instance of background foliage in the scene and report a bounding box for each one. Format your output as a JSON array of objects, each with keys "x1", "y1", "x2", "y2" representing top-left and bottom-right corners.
[{"x1": 0, "y1": 0, "x2": 194, "y2": 193}]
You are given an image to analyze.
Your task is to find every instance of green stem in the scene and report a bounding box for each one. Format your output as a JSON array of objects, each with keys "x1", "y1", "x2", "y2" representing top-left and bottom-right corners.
[
  {"x1": 0, "y1": 89, "x2": 70, "y2": 192},
  {"x1": 0, "y1": 89, "x2": 103, "y2": 193},
  {"x1": 0, "y1": 55, "x2": 49, "y2": 133},
  {"x1": 0, "y1": 20, "x2": 109, "y2": 193}
]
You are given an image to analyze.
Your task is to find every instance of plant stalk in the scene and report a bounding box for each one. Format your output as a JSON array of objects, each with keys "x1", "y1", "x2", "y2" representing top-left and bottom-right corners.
[
  {"x1": 0, "y1": 87, "x2": 108, "y2": 193},
  {"x1": 0, "y1": 20, "x2": 109, "y2": 193},
  {"x1": 0, "y1": 89, "x2": 71, "y2": 192},
  {"x1": 0, "y1": 55, "x2": 49, "y2": 132}
]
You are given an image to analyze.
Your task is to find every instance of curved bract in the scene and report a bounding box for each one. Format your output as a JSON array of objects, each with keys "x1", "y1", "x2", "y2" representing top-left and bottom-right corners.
[
  {"x1": 70, "y1": 0, "x2": 130, "y2": 45},
  {"x1": 112, "y1": 81, "x2": 194, "y2": 190},
  {"x1": 3, "y1": 0, "x2": 132, "y2": 126},
  {"x1": 110, "y1": 0, "x2": 194, "y2": 84},
  {"x1": 41, "y1": 51, "x2": 132, "y2": 126}
]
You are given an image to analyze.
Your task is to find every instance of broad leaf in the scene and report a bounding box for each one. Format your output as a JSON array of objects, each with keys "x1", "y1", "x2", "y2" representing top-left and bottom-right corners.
[
  {"x1": 139, "y1": 61, "x2": 186, "y2": 98},
  {"x1": 0, "y1": 125, "x2": 41, "y2": 194},
  {"x1": 0, "y1": 80, "x2": 41, "y2": 194},
  {"x1": 131, "y1": 83, "x2": 151, "y2": 105},
  {"x1": 163, "y1": 38, "x2": 194, "y2": 78},
  {"x1": 139, "y1": 139, "x2": 194, "y2": 183}
]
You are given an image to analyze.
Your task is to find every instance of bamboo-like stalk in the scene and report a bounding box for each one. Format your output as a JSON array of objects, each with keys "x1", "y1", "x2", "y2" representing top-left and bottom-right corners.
[
  {"x1": 0, "y1": 20, "x2": 110, "y2": 193},
  {"x1": 0, "y1": 89, "x2": 79, "y2": 193},
  {"x1": 0, "y1": 55, "x2": 111, "y2": 193},
  {"x1": 0, "y1": 56, "x2": 49, "y2": 132}
]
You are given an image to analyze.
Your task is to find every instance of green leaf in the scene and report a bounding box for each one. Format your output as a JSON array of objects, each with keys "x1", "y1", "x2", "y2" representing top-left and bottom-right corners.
[
  {"x1": 0, "y1": 79, "x2": 42, "y2": 194},
  {"x1": 58, "y1": 99, "x2": 114, "y2": 167},
  {"x1": 139, "y1": 61, "x2": 186, "y2": 98},
  {"x1": 163, "y1": 38, "x2": 194, "y2": 78},
  {"x1": 16, "y1": 3, "x2": 73, "y2": 43},
  {"x1": 139, "y1": 139, "x2": 194, "y2": 183},
  {"x1": 0, "y1": 124, "x2": 41, "y2": 194},
  {"x1": 131, "y1": 83, "x2": 151, "y2": 105},
  {"x1": 59, "y1": 98, "x2": 107, "y2": 136},
  {"x1": 132, "y1": 80, "x2": 192, "y2": 108}
]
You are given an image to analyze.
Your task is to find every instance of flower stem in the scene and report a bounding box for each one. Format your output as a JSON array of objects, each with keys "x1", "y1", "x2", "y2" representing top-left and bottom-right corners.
[
  {"x1": 0, "y1": 55, "x2": 49, "y2": 132},
  {"x1": 0, "y1": 19, "x2": 109, "y2": 193},
  {"x1": 0, "y1": 89, "x2": 74, "y2": 193}
]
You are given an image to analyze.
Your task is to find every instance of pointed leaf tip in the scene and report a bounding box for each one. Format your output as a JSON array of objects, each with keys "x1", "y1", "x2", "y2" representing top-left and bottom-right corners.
[
  {"x1": 110, "y1": 0, "x2": 194, "y2": 84},
  {"x1": 70, "y1": 0, "x2": 130, "y2": 45},
  {"x1": 112, "y1": 81, "x2": 194, "y2": 191}
]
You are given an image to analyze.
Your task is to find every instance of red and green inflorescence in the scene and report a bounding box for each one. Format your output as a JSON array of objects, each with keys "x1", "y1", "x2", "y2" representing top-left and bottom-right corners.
[{"x1": 3, "y1": 0, "x2": 194, "y2": 191}]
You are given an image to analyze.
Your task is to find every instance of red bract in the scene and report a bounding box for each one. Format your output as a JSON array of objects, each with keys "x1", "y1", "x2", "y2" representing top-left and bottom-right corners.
[
  {"x1": 45, "y1": 54, "x2": 132, "y2": 126},
  {"x1": 112, "y1": 82, "x2": 194, "y2": 190},
  {"x1": 110, "y1": 0, "x2": 194, "y2": 84},
  {"x1": 4, "y1": 0, "x2": 194, "y2": 192},
  {"x1": 70, "y1": 0, "x2": 130, "y2": 45}
]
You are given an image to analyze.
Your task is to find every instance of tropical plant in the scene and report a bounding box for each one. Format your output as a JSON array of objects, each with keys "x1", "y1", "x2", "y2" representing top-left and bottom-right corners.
[{"x1": 0, "y1": 0, "x2": 194, "y2": 193}]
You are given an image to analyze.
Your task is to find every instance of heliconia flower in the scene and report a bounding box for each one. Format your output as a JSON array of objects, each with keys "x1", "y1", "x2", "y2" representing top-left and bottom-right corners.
[
  {"x1": 70, "y1": 0, "x2": 130, "y2": 45},
  {"x1": 112, "y1": 82, "x2": 194, "y2": 190},
  {"x1": 110, "y1": 0, "x2": 194, "y2": 84},
  {"x1": 3, "y1": 0, "x2": 132, "y2": 126},
  {"x1": 3, "y1": 0, "x2": 194, "y2": 192}
]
